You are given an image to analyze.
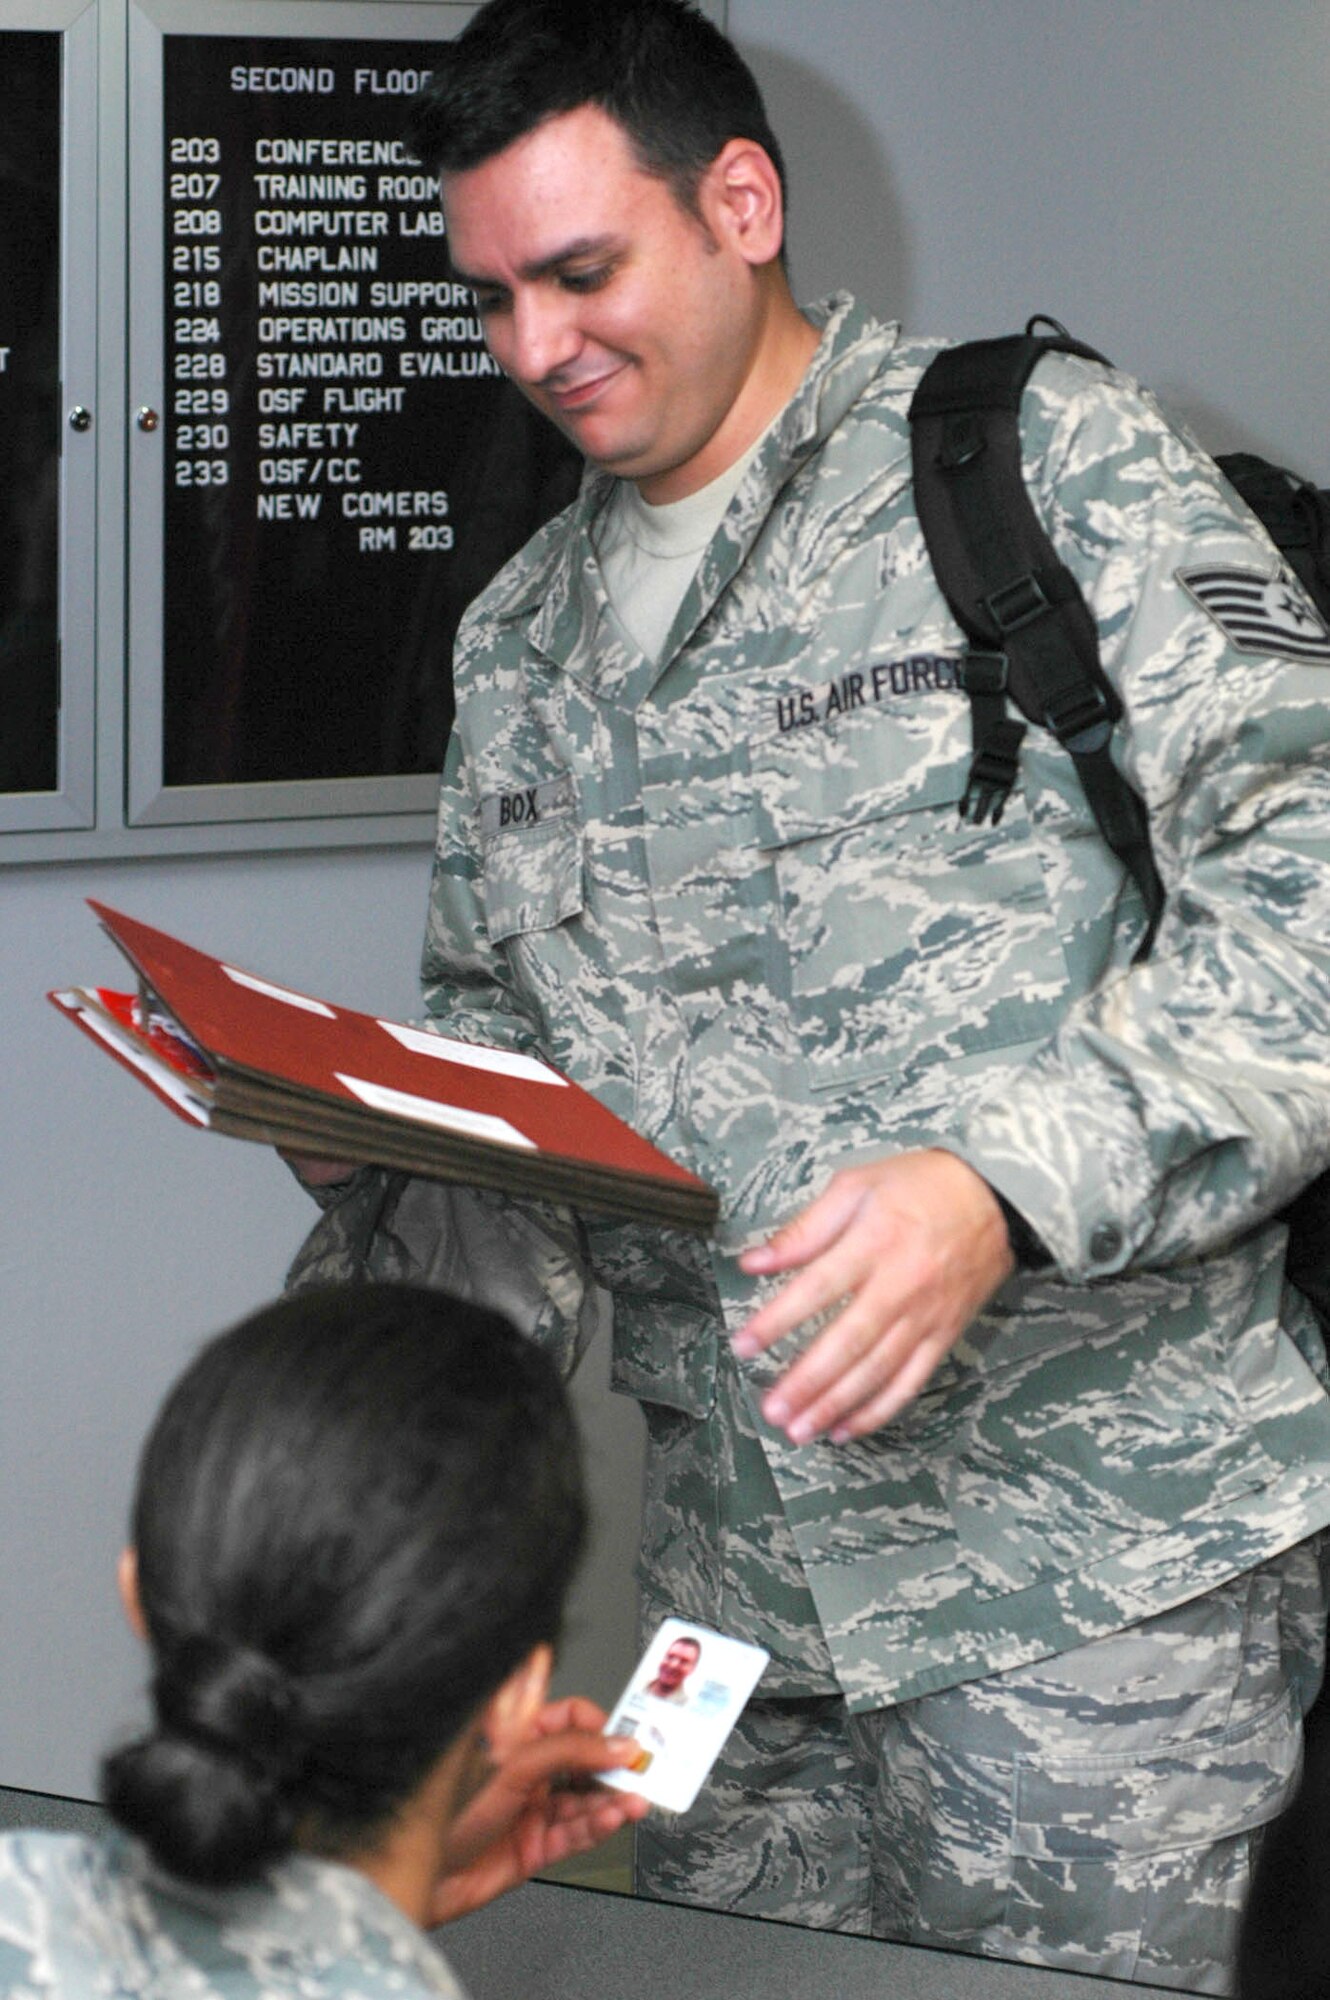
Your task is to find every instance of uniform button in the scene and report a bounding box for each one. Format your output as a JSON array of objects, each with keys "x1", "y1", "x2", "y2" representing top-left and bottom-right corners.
[{"x1": 1089, "y1": 1223, "x2": 1123, "y2": 1264}]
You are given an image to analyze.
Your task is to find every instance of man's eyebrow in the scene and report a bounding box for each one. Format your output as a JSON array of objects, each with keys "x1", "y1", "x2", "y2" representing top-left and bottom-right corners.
[{"x1": 451, "y1": 235, "x2": 621, "y2": 290}]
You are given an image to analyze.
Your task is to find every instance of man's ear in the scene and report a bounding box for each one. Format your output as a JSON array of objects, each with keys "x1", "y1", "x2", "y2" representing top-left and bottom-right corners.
[
  {"x1": 480, "y1": 1642, "x2": 553, "y2": 1757},
  {"x1": 117, "y1": 1546, "x2": 147, "y2": 1642},
  {"x1": 700, "y1": 137, "x2": 786, "y2": 269}
]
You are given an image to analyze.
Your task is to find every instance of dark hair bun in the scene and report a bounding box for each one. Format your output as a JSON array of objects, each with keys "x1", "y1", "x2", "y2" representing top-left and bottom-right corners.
[
  {"x1": 102, "y1": 1635, "x2": 303, "y2": 1884},
  {"x1": 106, "y1": 1285, "x2": 587, "y2": 1881}
]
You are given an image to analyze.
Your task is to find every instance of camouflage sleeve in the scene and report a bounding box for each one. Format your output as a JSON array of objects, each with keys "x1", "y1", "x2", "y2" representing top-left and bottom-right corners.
[
  {"x1": 951, "y1": 353, "x2": 1330, "y2": 1284},
  {"x1": 285, "y1": 718, "x2": 600, "y2": 1376}
]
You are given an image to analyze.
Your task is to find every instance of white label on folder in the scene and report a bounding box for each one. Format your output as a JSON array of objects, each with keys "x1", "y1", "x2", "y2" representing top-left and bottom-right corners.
[
  {"x1": 335, "y1": 1074, "x2": 537, "y2": 1150},
  {"x1": 377, "y1": 1021, "x2": 568, "y2": 1086},
  {"x1": 222, "y1": 965, "x2": 336, "y2": 1018},
  {"x1": 598, "y1": 1619, "x2": 769, "y2": 1814}
]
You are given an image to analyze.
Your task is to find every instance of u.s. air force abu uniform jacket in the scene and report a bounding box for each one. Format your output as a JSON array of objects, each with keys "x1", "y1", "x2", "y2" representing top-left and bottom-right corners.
[{"x1": 293, "y1": 294, "x2": 1330, "y2": 1711}]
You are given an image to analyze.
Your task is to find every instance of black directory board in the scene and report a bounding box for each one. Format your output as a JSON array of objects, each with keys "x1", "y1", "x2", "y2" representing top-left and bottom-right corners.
[
  {"x1": 0, "y1": 30, "x2": 61, "y2": 796},
  {"x1": 160, "y1": 36, "x2": 581, "y2": 789}
]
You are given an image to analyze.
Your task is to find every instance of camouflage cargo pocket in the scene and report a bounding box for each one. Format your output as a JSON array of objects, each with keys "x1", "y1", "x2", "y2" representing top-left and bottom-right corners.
[{"x1": 1007, "y1": 1684, "x2": 1300, "y2": 1865}]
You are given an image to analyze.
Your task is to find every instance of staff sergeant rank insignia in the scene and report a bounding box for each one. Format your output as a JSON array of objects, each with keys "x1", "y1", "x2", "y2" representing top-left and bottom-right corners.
[{"x1": 1178, "y1": 564, "x2": 1330, "y2": 665}]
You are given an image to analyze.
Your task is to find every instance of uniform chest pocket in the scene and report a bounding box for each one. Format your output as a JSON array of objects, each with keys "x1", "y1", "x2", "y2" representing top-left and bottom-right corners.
[
  {"x1": 480, "y1": 789, "x2": 584, "y2": 946},
  {"x1": 749, "y1": 708, "x2": 1070, "y2": 1093}
]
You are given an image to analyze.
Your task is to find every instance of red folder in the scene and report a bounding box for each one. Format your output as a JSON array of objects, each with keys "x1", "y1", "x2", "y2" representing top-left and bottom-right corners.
[{"x1": 49, "y1": 901, "x2": 718, "y2": 1233}]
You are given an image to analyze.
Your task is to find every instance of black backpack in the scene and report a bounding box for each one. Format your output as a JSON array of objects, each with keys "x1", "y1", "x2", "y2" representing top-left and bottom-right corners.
[{"x1": 907, "y1": 320, "x2": 1330, "y2": 1326}]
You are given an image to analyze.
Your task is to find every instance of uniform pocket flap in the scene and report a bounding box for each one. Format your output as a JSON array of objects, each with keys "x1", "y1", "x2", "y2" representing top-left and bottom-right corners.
[
  {"x1": 750, "y1": 697, "x2": 967, "y2": 850},
  {"x1": 608, "y1": 1297, "x2": 719, "y2": 1418},
  {"x1": 1011, "y1": 1686, "x2": 1300, "y2": 1861},
  {"x1": 481, "y1": 813, "x2": 584, "y2": 945}
]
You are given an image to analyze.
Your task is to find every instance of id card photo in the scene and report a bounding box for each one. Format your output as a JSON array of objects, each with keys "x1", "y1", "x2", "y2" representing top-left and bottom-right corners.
[{"x1": 598, "y1": 1618, "x2": 769, "y2": 1814}]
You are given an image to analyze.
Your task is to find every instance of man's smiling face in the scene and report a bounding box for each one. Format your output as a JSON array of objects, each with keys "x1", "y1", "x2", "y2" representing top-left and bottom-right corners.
[{"x1": 441, "y1": 103, "x2": 768, "y2": 502}]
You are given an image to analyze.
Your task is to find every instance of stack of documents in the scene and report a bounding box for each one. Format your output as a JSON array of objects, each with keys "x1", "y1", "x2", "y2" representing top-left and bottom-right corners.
[{"x1": 50, "y1": 902, "x2": 718, "y2": 1234}]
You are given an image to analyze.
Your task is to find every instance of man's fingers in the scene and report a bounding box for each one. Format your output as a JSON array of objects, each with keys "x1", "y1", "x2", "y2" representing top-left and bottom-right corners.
[
  {"x1": 767, "y1": 1313, "x2": 918, "y2": 1441},
  {"x1": 735, "y1": 1187, "x2": 920, "y2": 1363},
  {"x1": 732, "y1": 1153, "x2": 1015, "y2": 1441},
  {"x1": 738, "y1": 1173, "x2": 873, "y2": 1277},
  {"x1": 828, "y1": 1341, "x2": 952, "y2": 1440},
  {"x1": 757, "y1": 1280, "x2": 898, "y2": 1406},
  {"x1": 734, "y1": 1223, "x2": 884, "y2": 1358},
  {"x1": 732, "y1": 1267, "x2": 846, "y2": 1358}
]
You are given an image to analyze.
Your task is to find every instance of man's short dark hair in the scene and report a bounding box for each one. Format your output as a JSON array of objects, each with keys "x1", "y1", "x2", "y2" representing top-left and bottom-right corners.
[{"x1": 404, "y1": 0, "x2": 786, "y2": 218}]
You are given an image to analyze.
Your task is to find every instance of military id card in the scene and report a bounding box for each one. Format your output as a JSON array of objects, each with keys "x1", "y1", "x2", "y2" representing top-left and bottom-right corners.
[{"x1": 597, "y1": 1618, "x2": 769, "y2": 1813}]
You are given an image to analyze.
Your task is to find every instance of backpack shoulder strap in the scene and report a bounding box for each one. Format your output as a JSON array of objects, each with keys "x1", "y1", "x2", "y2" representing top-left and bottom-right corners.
[{"x1": 909, "y1": 320, "x2": 1164, "y2": 956}]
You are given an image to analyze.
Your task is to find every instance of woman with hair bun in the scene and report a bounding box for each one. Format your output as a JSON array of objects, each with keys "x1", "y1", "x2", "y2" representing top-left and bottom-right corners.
[{"x1": 0, "y1": 1283, "x2": 647, "y2": 1995}]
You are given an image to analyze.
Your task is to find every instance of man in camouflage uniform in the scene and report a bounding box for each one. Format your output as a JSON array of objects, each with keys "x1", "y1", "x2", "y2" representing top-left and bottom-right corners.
[{"x1": 290, "y1": 1, "x2": 1330, "y2": 1985}]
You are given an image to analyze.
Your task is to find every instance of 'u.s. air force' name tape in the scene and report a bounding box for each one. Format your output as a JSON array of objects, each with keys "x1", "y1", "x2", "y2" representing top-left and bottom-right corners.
[{"x1": 1178, "y1": 565, "x2": 1330, "y2": 665}]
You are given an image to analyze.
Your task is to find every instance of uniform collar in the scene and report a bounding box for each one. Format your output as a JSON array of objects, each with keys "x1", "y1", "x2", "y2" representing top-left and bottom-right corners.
[{"x1": 490, "y1": 295, "x2": 901, "y2": 694}]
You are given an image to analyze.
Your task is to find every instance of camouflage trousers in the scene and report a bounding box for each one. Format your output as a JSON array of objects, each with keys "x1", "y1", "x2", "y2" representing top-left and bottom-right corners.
[{"x1": 635, "y1": 1534, "x2": 1327, "y2": 1993}]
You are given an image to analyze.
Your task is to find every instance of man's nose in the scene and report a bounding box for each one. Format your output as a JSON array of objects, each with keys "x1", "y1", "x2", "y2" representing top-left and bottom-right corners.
[{"x1": 509, "y1": 291, "x2": 580, "y2": 384}]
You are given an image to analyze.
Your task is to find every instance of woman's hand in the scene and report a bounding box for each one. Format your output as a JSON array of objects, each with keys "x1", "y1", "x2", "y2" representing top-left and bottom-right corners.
[{"x1": 428, "y1": 1696, "x2": 648, "y2": 1926}]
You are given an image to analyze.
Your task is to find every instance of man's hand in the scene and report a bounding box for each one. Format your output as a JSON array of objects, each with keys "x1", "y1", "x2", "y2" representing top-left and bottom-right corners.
[
  {"x1": 733, "y1": 1150, "x2": 1015, "y2": 1444},
  {"x1": 427, "y1": 1696, "x2": 649, "y2": 1927}
]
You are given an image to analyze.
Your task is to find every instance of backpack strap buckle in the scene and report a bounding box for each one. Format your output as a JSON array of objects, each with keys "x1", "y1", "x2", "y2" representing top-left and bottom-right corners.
[
  {"x1": 958, "y1": 650, "x2": 1009, "y2": 697},
  {"x1": 960, "y1": 717, "x2": 1027, "y2": 826},
  {"x1": 1043, "y1": 682, "x2": 1113, "y2": 753},
  {"x1": 984, "y1": 571, "x2": 1052, "y2": 634}
]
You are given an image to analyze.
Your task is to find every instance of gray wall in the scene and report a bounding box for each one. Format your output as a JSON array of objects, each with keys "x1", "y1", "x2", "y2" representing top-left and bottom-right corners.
[
  {"x1": 753, "y1": 0, "x2": 1329, "y2": 481},
  {"x1": 3, "y1": 0, "x2": 1327, "y2": 1801}
]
